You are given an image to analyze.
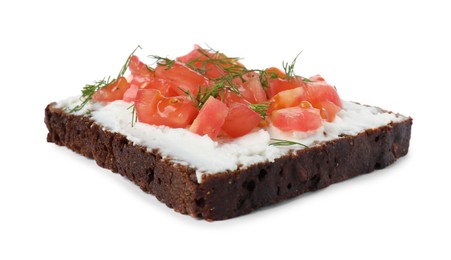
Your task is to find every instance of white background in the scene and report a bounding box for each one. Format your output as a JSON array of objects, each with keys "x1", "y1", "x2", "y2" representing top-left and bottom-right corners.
[{"x1": 1, "y1": 0, "x2": 449, "y2": 259}]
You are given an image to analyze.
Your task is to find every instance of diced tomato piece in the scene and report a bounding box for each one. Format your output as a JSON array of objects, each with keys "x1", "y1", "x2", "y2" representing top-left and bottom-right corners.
[
  {"x1": 270, "y1": 107, "x2": 322, "y2": 132},
  {"x1": 268, "y1": 77, "x2": 306, "y2": 98},
  {"x1": 122, "y1": 84, "x2": 140, "y2": 102},
  {"x1": 221, "y1": 89, "x2": 248, "y2": 105},
  {"x1": 317, "y1": 100, "x2": 341, "y2": 122},
  {"x1": 261, "y1": 74, "x2": 342, "y2": 123},
  {"x1": 177, "y1": 45, "x2": 203, "y2": 63},
  {"x1": 135, "y1": 89, "x2": 198, "y2": 128},
  {"x1": 154, "y1": 62, "x2": 209, "y2": 96},
  {"x1": 123, "y1": 76, "x2": 156, "y2": 102},
  {"x1": 243, "y1": 77, "x2": 268, "y2": 104},
  {"x1": 265, "y1": 67, "x2": 286, "y2": 79},
  {"x1": 234, "y1": 72, "x2": 268, "y2": 104},
  {"x1": 177, "y1": 46, "x2": 222, "y2": 79},
  {"x1": 177, "y1": 46, "x2": 245, "y2": 79},
  {"x1": 304, "y1": 77, "x2": 342, "y2": 108},
  {"x1": 290, "y1": 75, "x2": 342, "y2": 122},
  {"x1": 268, "y1": 87, "x2": 306, "y2": 112},
  {"x1": 309, "y1": 74, "x2": 326, "y2": 82},
  {"x1": 190, "y1": 96, "x2": 229, "y2": 139},
  {"x1": 142, "y1": 78, "x2": 180, "y2": 97},
  {"x1": 92, "y1": 76, "x2": 130, "y2": 102},
  {"x1": 129, "y1": 55, "x2": 154, "y2": 79},
  {"x1": 122, "y1": 56, "x2": 154, "y2": 102},
  {"x1": 221, "y1": 103, "x2": 261, "y2": 138}
]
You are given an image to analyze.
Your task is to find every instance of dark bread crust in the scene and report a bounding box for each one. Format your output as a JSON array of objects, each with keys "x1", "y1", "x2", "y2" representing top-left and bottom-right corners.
[{"x1": 45, "y1": 103, "x2": 412, "y2": 220}]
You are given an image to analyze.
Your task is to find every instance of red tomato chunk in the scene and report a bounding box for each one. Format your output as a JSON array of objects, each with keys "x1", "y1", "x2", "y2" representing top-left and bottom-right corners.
[
  {"x1": 271, "y1": 107, "x2": 322, "y2": 132},
  {"x1": 135, "y1": 89, "x2": 198, "y2": 128},
  {"x1": 190, "y1": 97, "x2": 228, "y2": 139},
  {"x1": 154, "y1": 62, "x2": 209, "y2": 96},
  {"x1": 93, "y1": 77, "x2": 130, "y2": 102},
  {"x1": 221, "y1": 103, "x2": 261, "y2": 138}
]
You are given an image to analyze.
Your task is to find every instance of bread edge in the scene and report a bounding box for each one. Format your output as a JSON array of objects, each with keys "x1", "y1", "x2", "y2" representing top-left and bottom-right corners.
[{"x1": 45, "y1": 103, "x2": 412, "y2": 220}]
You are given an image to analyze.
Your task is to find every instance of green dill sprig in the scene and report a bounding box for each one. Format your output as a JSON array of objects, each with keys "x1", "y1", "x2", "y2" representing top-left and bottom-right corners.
[
  {"x1": 184, "y1": 47, "x2": 245, "y2": 78},
  {"x1": 200, "y1": 47, "x2": 243, "y2": 71},
  {"x1": 70, "y1": 45, "x2": 141, "y2": 113},
  {"x1": 69, "y1": 77, "x2": 113, "y2": 113},
  {"x1": 180, "y1": 76, "x2": 241, "y2": 109},
  {"x1": 270, "y1": 72, "x2": 281, "y2": 79},
  {"x1": 117, "y1": 45, "x2": 142, "y2": 78},
  {"x1": 219, "y1": 73, "x2": 241, "y2": 93},
  {"x1": 301, "y1": 76, "x2": 312, "y2": 82},
  {"x1": 249, "y1": 102, "x2": 270, "y2": 119},
  {"x1": 196, "y1": 83, "x2": 224, "y2": 108},
  {"x1": 148, "y1": 55, "x2": 175, "y2": 70},
  {"x1": 258, "y1": 69, "x2": 270, "y2": 87},
  {"x1": 269, "y1": 138, "x2": 308, "y2": 148},
  {"x1": 259, "y1": 71, "x2": 269, "y2": 98},
  {"x1": 127, "y1": 104, "x2": 138, "y2": 127},
  {"x1": 178, "y1": 87, "x2": 196, "y2": 104},
  {"x1": 282, "y1": 51, "x2": 302, "y2": 79}
]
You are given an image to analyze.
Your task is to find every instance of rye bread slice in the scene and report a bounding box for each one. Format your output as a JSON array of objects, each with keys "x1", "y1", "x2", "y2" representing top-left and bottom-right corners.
[{"x1": 45, "y1": 103, "x2": 412, "y2": 221}]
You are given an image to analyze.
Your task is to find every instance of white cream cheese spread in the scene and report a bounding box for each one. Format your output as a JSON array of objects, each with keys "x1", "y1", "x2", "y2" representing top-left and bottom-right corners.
[{"x1": 57, "y1": 97, "x2": 405, "y2": 182}]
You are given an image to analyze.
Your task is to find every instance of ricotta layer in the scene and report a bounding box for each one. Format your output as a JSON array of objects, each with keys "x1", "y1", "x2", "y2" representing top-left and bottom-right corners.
[{"x1": 57, "y1": 97, "x2": 405, "y2": 182}]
